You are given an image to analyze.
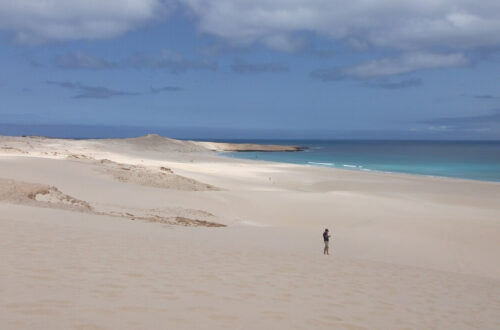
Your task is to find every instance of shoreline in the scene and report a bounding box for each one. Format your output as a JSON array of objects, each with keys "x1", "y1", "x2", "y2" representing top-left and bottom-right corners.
[{"x1": 217, "y1": 151, "x2": 500, "y2": 185}]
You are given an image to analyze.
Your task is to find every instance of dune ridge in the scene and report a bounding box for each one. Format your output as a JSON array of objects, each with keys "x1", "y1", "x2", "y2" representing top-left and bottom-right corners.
[
  {"x1": 193, "y1": 140, "x2": 306, "y2": 152},
  {"x1": 0, "y1": 177, "x2": 91, "y2": 212},
  {"x1": 0, "y1": 177, "x2": 225, "y2": 227}
]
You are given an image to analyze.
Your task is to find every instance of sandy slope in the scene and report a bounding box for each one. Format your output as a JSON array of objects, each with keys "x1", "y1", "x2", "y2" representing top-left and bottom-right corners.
[
  {"x1": 1, "y1": 135, "x2": 499, "y2": 329},
  {"x1": 193, "y1": 140, "x2": 305, "y2": 152}
]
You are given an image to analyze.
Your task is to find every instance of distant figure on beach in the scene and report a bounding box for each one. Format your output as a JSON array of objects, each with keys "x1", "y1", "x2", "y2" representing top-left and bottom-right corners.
[{"x1": 323, "y1": 229, "x2": 331, "y2": 255}]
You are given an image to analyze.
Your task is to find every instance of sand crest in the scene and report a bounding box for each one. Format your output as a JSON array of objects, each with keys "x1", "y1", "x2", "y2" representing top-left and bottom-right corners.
[
  {"x1": 0, "y1": 177, "x2": 91, "y2": 212},
  {"x1": 94, "y1": 158, "x2": 218, "y2": 191}
]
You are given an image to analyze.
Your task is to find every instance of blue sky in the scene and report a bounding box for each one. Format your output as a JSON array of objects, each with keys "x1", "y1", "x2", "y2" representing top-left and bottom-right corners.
[{"x1": 1, "y1": 0, "x2": 500, "y2": 139}]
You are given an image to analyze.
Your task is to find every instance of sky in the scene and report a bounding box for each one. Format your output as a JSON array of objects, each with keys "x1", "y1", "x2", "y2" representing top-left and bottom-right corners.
[{"x1": 1, "y1": 0, "x2": 500, "y2": 139}]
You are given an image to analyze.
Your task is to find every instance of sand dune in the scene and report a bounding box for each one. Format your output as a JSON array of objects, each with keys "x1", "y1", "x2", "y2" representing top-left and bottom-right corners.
[
  {"x1": 0, "y1": 177, "x2": 91, "y2": 212},
  {"x1": 1, "y1": 135, "x2": 499, "y2": 329},
  {"x1": 0, "y1": 176, "x2": 224, "y2": 228},
  {"x1": 94, "y1": 158, "x2": 218, "y2": 191},
  {"x1": 193, "y1": 140, "x2": 305, "y2": 152},
  {"x1": 105, "y1": 134, "x2": 211, "y2": 154}
]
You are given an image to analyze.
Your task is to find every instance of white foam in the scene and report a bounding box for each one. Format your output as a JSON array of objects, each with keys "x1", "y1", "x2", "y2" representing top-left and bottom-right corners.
[{"x1": 308, "y1": 161, "x2": 334, "y2": 166}]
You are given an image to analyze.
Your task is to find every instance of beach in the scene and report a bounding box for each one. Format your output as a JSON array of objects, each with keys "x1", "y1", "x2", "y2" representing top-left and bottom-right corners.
[{"x1": 1, "y1": 134, "x2": 499, "y2": 329}]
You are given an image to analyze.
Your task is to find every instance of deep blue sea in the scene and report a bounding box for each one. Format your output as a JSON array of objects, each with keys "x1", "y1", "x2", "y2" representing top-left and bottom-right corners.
[{"x1": 221, "y1": 140, "x2": 500, "y2": 182}]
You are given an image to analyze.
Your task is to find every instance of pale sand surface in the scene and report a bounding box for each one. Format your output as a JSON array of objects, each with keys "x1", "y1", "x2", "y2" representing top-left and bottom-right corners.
[
  {"x1": 192, "y1": 140, "x2": 305, "y2": 152},
  {"x1": 1, "y1": 135, "x2": 499, "y2": 329}
]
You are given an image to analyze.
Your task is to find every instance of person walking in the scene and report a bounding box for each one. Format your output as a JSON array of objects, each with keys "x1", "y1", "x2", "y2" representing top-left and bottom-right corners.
[{"x1": 323, "y1": 228, "x2": 331, "y2": 255}]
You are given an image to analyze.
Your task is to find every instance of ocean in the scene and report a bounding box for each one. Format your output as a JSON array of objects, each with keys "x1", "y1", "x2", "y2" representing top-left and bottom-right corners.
[{"x1": 220, "y1": 140, "x2": 500, "y2": 182}]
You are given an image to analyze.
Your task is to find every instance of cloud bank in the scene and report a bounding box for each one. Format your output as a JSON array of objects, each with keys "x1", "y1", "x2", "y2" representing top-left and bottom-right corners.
[
  {"x1": 181, "y1": 0, "x2": 500, "y2": 52},
  {"x1": 46, "y1": 81, "x2": 138, "y2": 99},
  {"x1": 311, "y1": 52, "x2": 468, "y2": 81},
  {"x1": 0, "y1": 0, "x2": 167, "y2": 43},
  {"x1": 2, "y1": 1, "x2": 500, "y2": 52},
  {"x1": 182, "y1": 0, "x2": 500, "y2": 76},
  {"x1": 2, "y1": 1, "x2": 500, "y2": 76}
]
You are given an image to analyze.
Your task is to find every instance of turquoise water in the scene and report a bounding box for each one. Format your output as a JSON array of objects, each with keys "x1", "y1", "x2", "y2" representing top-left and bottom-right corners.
[{"x1": 221, "y1": 140, "x2": 500, "y2": 182}]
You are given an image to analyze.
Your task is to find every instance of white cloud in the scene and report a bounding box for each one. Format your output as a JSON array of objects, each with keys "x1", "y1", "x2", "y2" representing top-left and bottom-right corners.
[
  {"x1": 3, "y1": 0, "x2": 500, "y2": 53},
  {"x1": 344, "y1": 52, "x2": 469, "y2": 78},
  {"x1": 1, "y1": 0, "x2": 500, "y2": 75},
  {"x1": 311, "y1": 52, "x2": 468, "y2": 80},
  {"x1": 181, "y1": 0, "x2": 500, "y2": 52},
  {"x1": 0, "y1": 0, "x2": 168, "y2": 43}
]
